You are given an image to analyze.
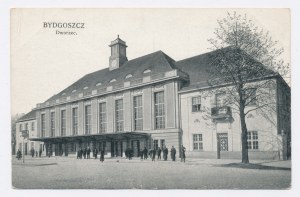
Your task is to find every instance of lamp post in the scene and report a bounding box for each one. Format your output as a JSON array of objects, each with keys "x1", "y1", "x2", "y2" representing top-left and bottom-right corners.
[{"x1": 21, "y1": 130, "x2": 29, "y2": 163}]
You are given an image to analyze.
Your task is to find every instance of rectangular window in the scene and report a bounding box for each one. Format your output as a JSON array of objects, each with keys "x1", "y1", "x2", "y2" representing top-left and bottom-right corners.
[
  {"x1": 25, "y1": 123, "x2": 28, "y2": 130},
  {"x1": 133, "y1": 96, "x2": 143, "y2": 131},
  {"x1": 154, "y1": 91, "x2": 165, "y2": 129},
  {"x1": 19, "y1": 124, "x2": 22, "y2": 132},
  {"x1": 50, "y1": 112, "x2": 55, "y2": 137},
  {"x1": 31, "y1": 122, "x2": 35, "y2": 131},
  {"x1": 41, "y1": 114, "x2": 45, "y2": 137},
  {"x1": 85, "y1": 105, "x2": 92, "y2": 134},
  {"x1": 115, "y1": 99, "x2": 124, "y2": 132},
  {"x1": 216, "y1": 92, "x2": 226, "y2": 107},
  {"x1": 247, "y1": 131, "x2": 259, "y2": 150},
  {"x1": 72, "y1": 108, "x2": 78, "y2": 135},
  {"x1": 193, "y1": 134, "x2": 203, "y2": 150},
  {"x1": 61, "y1": 110, "x2": 66, "y2": 136},
  {"x1": 192, "y1": 96, "x2": 201, "y2": 112},
  {"x1": 99, "y1": 103, "x2": 107, "y2": 133}
]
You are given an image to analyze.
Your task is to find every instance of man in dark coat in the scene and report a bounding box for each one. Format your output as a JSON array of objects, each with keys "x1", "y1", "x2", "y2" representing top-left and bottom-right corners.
[
  {"x1": 150, "y1": 149, "x2": 156, "y2": 162},
  {"x1": 39, "y1": 148, "x2": 42, "y2": 157},
  {"x1": 163, "y1": 147, "x2": 168, "y2": 161},
  {"x1": 157, "y1": 147, "x2": 162, "y2": 160},
  {"x1": 83, "y1": 148, "x2": 87, "y2": 159},
  {"x1": 79, "y1": 148, "x2": 83, "y2": 159},
  {"x1": 125, "y1": 147, "x2": 129, "y2": 159},
  {"x1": 100, "y1": 150, "x2": 105, "y2": 162},
  {"x1": 87, "y1": 147, "x2": 91, "y2": 159},
  {"x1": 16, "y1": 149, "x2": 22, "y2": 160},
  {"x1": 128, "y1": 148, "x2": 133, "y2": 160},
  {"x1": 171, "y1": 146, "x2": 176, "y2": 161},
  {"x1": 143, "y1": 147, "x2": 148, "y2": 160},
  {"x1": 181, "y1": 144, "x2": 186, "y2": 162},
  {"x1": 140, "y1": 150, "x2": 144, "y2": 160},
  {"x1": 30, "y1": 147, "x2": 35, "y2": 158},
  {"x1": 93, "y1": 148, "x2": 98, "y2": 159}
]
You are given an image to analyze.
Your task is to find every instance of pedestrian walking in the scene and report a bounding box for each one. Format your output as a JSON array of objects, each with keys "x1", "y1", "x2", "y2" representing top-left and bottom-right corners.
[
  {"x1": 150, "y1": 149, "x2": 156, "y2": 162},
  {"x1": 143, "y1": 147, "x2": 148, "y2": 160},
  {"x1": 128, "y1": 148, "x2": 133, "y2": 160},
  {"x1": 181, "y1": 144, "x2": 186, "y2": 162},
  {"x1": 83, "y1": 148, "x2": 87, "y2": 159},
  {"x1": 39, "y1": 148, "x2": 42, "y2": 157},
  {"x1": 157, "y1": 147, "x2": 161, "y2": 160},
  {"x1": 87, "y1": 147, "x2": 91, "y2": 159},
  {"x1": 100, "y1": 150, "x2": 105, "y2": 162},
  {"x1": 171, "y1": 146, "x2": 176, "y2": 161},
  {"x1": 163, "y1": 147, "x2": 168, "y2": 161},
  {"x1": 93, "y1": 148, "x2": 98, "y2": 159},
  {"x1": 79, "y1": 148, "x2": 83, "y2": 159},
  {"x1": 35, "y1": 150, "x2": 38, "y2": 157},
  {"x1": 16, "y1": 149, "x2": 22, "y2": 160},
  {"x1": 30, "y1": 147, "x2": 35, "y2": 158}
]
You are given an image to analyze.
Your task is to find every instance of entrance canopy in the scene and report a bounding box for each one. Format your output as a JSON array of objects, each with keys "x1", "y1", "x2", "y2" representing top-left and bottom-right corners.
[{"x1": 29, "y1": 132, "x2": 150, "y2": 143}]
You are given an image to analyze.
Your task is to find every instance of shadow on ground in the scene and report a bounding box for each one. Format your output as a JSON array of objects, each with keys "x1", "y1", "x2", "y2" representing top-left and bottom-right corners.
[{"x1": 215, "y1": 163, "x2": 291, "y2": 171}]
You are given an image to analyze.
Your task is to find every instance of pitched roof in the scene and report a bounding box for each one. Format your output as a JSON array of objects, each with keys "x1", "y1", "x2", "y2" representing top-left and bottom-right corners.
[
  {"x1": 175, "y1": 47, "x2": 278, "y2": 92},
  {"x1": 17, "y1": 110, "x2": 36, "y2": 122},
  {"x1": 175, "y1": 50, "x2": 219, "y2": 91},
  {"x1": 44, "y1": 50, "x2": 177, "y2": 103}
]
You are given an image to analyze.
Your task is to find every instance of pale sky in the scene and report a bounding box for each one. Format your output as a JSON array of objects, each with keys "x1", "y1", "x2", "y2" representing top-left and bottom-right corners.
[{"x1": 11, "y1": 8, "x2": 290, "y2": 116}]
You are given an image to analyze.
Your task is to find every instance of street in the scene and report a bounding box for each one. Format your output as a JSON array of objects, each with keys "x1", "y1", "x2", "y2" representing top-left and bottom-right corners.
[{"x1": 12, "y1": 156, "x2": 291, "y2": 189}]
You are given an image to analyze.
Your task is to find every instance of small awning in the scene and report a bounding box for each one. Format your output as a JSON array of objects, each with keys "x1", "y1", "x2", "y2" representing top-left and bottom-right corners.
[{"x1": 29, "y1": 132, "x2": 150, "y2": 143}]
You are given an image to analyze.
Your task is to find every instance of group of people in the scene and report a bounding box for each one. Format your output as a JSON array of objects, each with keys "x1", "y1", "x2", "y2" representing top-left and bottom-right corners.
[
  {"x1": 16, "y1": 147, "x2": 43, "y2": 160},
  {"x1": 137, "y1": 145, "x2": 185, "y2": 162},
  {"x1": 16, "y1": 144, "x2": 186, "y2": 163},
  {"x1": 125, "y1": 147, "x2": 133, "y2": 160},
  {"x1": 30, "y1": 147, "x2": 43, "y2": 158},
  {"x1": 137, "y1": 145, "x2": 186, "y2": 162},
  {"x1": 77, "y1": 147, "x2": 105, "y2": 162}
]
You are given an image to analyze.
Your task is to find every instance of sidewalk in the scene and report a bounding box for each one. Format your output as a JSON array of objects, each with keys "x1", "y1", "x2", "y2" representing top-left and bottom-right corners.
[{"x1": 12, "y1": 155, "x2": 291, "y2": 169}]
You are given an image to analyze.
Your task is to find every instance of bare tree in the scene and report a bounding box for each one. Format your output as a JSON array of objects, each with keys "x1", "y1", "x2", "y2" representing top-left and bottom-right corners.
[{"x1": 206, "y1": 12, "x2": 289, "y2": 163}]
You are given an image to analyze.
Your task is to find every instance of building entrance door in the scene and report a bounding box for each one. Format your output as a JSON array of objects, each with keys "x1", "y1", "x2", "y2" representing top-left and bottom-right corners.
[
  {"x1": 111, "y1": 141, "x2": 122, "y2": 157},
  {"x1": 131, "y1": 140, "x2": 140, "y2": 157},
  {"x1": 217, "y1": 133, "x2": 228, "y2": 151}
]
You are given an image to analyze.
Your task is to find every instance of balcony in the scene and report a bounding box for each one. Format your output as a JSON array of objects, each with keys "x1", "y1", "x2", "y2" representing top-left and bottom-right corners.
[{"x1": 211, "y1": 106, "x2": 232, "y2": 121}]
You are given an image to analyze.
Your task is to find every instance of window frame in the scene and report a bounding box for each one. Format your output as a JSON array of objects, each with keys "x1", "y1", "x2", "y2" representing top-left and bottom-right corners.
[
  {"x1": 99, "y1": 102, "x2": 107, "y2": 133},
  {"x1": 61, "y1": 110, "x2": 66, "y2": 136},
  {"x1": 41, "y1": 114, "x2": 46, "y2": 137},
  {"x1": 50, "y1": 111, "x2": 55, "y2": 137},
  {"x1": 84, "y1": 105, "x2": 92, "y2": 135},
  {"x1": 133, "y1": 95, "x2": 143, "y2": 131},
  {"x1": 154, "y1": 91, "x2": 165, "y2": 129},
  {"x1": 193, "y1": 134, "x2": 203, "y2": 151},
  {"x1": 216, "y1": 92, "x2": 226, "y2": 107},
  {"x1": 192, "y1": 96, "x2": 201, "y2": 112},
  {"x1": 115, "y1": 99, "x2": 124, "y2": 132},
  {"x1": 72, "y1": 107, "x2": 78, "y2": 135},
  {"x1": 247, "y1": 131, "x2": 259, "y2": 150}
]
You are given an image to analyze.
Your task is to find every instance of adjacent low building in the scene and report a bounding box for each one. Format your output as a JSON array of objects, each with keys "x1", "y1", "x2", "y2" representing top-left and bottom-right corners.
[{"x1": 15, "y1": 36, "x2": 291, "y2": 160}]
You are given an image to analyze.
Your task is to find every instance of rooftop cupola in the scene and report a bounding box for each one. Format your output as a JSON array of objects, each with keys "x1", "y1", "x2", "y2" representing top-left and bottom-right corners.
[{"x1": 109, "y1": 35, "x2": 128, "y2": 71}]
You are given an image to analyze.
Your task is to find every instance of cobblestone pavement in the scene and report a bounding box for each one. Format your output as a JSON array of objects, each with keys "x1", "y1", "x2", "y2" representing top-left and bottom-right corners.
[{"x1": 12, "y1": 156, "x2": 291, "y2": 189}]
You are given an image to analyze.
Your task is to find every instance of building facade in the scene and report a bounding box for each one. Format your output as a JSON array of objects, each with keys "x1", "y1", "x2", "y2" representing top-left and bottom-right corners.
[{"x1": 16, "y1": 37, "x2": 291, "y2": 160}]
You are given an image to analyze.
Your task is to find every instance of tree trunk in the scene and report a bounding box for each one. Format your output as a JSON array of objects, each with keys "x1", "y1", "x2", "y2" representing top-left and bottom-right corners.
[{"x1": 239, "y1": 104, "x2": 249, "y2": 164}]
